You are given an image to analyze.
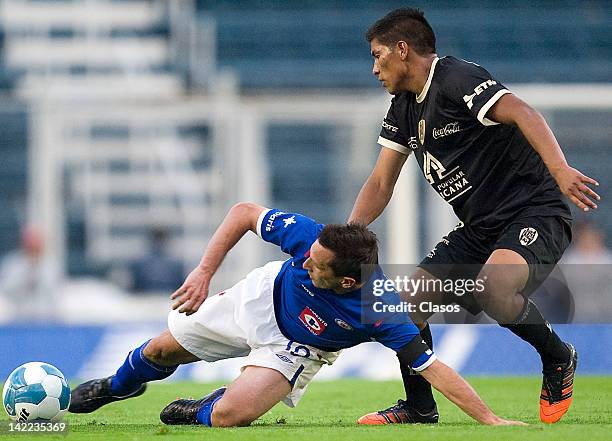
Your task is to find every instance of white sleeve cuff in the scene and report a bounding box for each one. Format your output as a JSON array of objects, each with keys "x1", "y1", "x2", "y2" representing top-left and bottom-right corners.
[
  {"x1": 477, "y1": 89, "x2": 511, "y2": 126},
  {"x1": 256, "y1": 209, "x2": 271, "y2": 238},
  {"x1": 377, "y1": 136, "x2": 411, "y2": 155}
]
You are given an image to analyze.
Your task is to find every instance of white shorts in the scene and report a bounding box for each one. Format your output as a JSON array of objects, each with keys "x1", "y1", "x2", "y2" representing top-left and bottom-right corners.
[{"x1": 168, "y1": 261, "x2": 340, "y2": 407}]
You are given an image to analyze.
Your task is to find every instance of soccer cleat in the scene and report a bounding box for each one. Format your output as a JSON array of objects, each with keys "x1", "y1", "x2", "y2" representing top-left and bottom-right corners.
[
  {"x1": 160, "y1": 386, "x2": 227, "y2": 425},
  {"x1": 540, "y1": 343, "x2": 578, "y2": 423},
  {"x1": 69, "y1": 376, "x2": 147, "y2": 413},
  {"x1": 357, "y1": 400, "x2": 439, "y2": 425}
]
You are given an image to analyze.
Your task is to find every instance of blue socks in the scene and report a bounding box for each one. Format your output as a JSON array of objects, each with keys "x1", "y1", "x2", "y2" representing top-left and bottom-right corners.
[
  {"x1": 110, "y1": 339, "x2": 222, "y2": 427},
  {"x1": 111, "y1": 340, "x2": 178, "y2": 396},
  {"x1": 196, "y1": 395, "x2": 224, "y2": 427}
]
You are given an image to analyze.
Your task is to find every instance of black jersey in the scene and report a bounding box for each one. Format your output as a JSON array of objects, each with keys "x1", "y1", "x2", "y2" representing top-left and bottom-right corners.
[{"x1": 378, "y1": 56, "x2": 571, "y2": 230}]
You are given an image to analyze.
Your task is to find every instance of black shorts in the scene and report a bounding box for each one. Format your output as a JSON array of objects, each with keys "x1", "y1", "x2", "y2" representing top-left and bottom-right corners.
[{"x1": 419, "y1": 214, "x2": 572, "y2": 314}]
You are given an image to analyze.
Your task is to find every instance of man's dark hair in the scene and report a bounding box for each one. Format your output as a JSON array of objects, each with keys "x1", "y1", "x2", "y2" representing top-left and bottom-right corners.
[
  {"x1": 318, "y1": 223, "x2": 378, "y2": 284},
  {"x1": 365, "y1": 8, "x2": 436, "y2": 55}
]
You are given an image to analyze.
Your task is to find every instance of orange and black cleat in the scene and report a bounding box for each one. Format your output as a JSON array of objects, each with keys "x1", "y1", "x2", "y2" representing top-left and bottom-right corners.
[
  {"x1": 357, "y1": 400, "x2": 438, "y2": 425},
  {"x1": 540, "y1": 343, "x2": 578, "y2": 423}
]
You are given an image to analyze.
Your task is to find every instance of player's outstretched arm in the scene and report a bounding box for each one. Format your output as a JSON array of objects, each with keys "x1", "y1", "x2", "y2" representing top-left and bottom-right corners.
[
  {"x1": 170, "y1": 202, "x2": 267, "y2": 315},
  {"x1": 488, "y1": 93, "x2": 600, "y2": 212},
  {"x1": 348, "y1": 147, "x2": 408, "y2": 225},
  {"x1": 419, "y1": 359, "x2": 526, "y2": 426}
]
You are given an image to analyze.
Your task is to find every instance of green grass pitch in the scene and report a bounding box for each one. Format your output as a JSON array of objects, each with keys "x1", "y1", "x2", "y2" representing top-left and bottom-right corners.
[{"x1": 3, "y1": 377, "x2": 611, "y2": 440}]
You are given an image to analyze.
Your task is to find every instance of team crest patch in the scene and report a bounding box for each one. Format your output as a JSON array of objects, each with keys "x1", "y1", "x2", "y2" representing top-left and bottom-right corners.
[
  {"x1": 519, "y1": 227, "x2": 538, "y2": 246},
  {"x1": 418, "y1": 119, "x2": 426, "y2": 145},
  {"x1": 299, "y1": 306, "x2": 327, "y2": 335},
  {"x1": 335, "y1": 318, "x2": 353, "y2": 331}
]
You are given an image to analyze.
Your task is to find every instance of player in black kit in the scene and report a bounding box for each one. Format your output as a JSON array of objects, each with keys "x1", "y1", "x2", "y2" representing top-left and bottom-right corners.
[{"x1": 349, "y1": 8, "x2": 600, "y2": 425}]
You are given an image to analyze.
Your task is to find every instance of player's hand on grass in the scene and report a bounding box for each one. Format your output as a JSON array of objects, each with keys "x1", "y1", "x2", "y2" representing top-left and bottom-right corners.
[
  {"x1": 489, "y1": 418, "x2": 528, "y2": 426},
  {"x1": 170, "y1": 266, "x2": 212, "y2": 315},
  {"x1": 553, "y1": 165, "x2": 600, "y2": 212}
]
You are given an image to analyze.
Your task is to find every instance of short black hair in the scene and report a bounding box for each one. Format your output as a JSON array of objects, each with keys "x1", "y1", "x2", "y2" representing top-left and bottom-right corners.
[
  {"x1": 365, "y1": 8, "x2": 436, "y2": 55},
  {"x1": 318, "y1": 223, "x2": 378, "y2": 284}
]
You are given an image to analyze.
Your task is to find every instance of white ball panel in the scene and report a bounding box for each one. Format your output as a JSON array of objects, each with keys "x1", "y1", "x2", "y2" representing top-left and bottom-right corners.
[
  {"x1": 42, "y1": 375, "x2": 63, "y2": 398},
  {"x1": 51, "y1": 408, "x2": 67, "y2": 422},
  {"x1": 23, "y1": 364, "x2": 47, "y2": 385},
  {"x1": 21, "y1": 362, "x2": 43, "y2": 370},
  {"x1": 37, "y1": 397, "x2": 60, "y2": 420},
  {"x1": 14, "y1": 402, "x2": 39, "y2": 421}
]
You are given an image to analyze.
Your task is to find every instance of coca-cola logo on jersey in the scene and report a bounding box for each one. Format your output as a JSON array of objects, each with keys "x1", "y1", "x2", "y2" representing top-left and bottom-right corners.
[{"x1": 432, "y1": 122, "x2": 461, "y2": 139}]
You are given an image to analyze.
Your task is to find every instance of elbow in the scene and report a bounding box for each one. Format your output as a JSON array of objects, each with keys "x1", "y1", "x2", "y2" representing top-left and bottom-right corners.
[
  {"x1": 230, "y1": 202, "x2": 266, "y2": 232},
  {"x1": 231, "y1": 202, "x2": 260, "y2": 215}
]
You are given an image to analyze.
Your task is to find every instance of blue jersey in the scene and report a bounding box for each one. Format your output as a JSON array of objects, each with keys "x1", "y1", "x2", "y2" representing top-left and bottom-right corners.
[{"x1": 257, "y1": 209, "x2": 436, "y2": 371}]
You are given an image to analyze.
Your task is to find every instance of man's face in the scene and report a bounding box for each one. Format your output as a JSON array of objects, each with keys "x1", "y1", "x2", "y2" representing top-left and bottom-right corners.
[
  {"x1": 302, "y1": 240, "x2": 342, "y2": 290},
  {"x1": 370, "y1": 38, "x2": 405, "y2": 94}
]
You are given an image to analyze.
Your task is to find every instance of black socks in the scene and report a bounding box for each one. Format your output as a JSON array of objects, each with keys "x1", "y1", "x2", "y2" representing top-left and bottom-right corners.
[
  {"x1": 501, "y1": 299, "x2": 570, "y2": 366},
  {"x1": 400, "y1": 323, "x2": 436, "y2": 411}
]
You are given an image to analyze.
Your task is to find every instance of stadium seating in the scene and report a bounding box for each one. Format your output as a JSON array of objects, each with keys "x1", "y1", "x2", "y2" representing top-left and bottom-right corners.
[
  {"x1": 0, "y1": 0, "x2": 610, "y2": 275},
  {"x1": 0, "y1": 107, "x2": 28, "y2": 253},
  {"x1": 0, "y1": 0, "x2": 182, "y2": 99},
  {"x1": 0, "y1": 1, "x2": 609, "y2": 93},
  {"x1": 0, "y1": 0, "x2": 191, "y2": 275},
  {"x1": 195, "y1": 1, "x2": 612, "y2": 88}
]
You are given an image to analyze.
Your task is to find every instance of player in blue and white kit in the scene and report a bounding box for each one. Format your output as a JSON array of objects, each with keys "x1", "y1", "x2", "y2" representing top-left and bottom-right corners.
[{"x1": 69, "y1": 202, "x2": 523, "y2": 427}]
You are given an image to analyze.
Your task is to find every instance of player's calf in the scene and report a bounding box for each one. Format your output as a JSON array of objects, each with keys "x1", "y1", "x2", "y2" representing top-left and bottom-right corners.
[
  {"x1": 475, "y1": 264, "x2": 528, "y2": 323},
  {"x1": 142, "y1": 330, "x2": 200, "y2": 366},
  {"x1": 161, "y1": 366, "x2": 291, "y2": 427},
  {"x1": 160, "y1": 386, "x2": 261, "y2": 427},
  {"x1": 210, "y1": 399, "x2": 256, "y2": 427},
  {"x1": 70, "y1": 331, "x2": 197, "y2": 414},
  {"x1": 211, "y1": 366, "x2": 292, "y2": 427}
]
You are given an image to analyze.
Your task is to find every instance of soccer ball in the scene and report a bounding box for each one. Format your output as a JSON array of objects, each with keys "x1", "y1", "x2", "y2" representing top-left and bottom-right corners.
[{"x1": 2, "y1": 362, "x2": 71, "y2": 422}]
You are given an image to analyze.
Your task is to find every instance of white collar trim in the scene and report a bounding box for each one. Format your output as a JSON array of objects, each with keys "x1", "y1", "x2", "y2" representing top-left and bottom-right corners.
[{"x1": 416, "y1": 57, "x2": 439, "y2": 103}]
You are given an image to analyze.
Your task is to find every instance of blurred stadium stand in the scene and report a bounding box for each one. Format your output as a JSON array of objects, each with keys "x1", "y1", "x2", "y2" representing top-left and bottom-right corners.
[
  {"x1": 0, "y1": 0, "x2": 609, "y2": 317},
  {"x1": 195, "y1": 0, "x2": 612, "y2": 88},
  {"x1": 0, "y1": 0, "x2": 182, "y2": 98},
  {"x1": 0, "y1": 105, "x2": 28, "y2": 253}
]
